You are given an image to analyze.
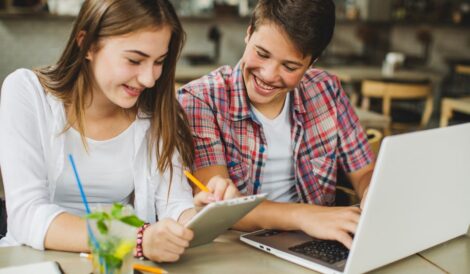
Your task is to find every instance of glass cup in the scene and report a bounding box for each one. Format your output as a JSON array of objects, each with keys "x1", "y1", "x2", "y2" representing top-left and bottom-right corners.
[{"x1": 88, "y1": 205, "x2": 137, "y2": 274}]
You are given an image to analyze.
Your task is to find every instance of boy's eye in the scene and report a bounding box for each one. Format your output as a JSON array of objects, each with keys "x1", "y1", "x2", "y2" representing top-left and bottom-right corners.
[
  {"x1": 257, "y1": 51, "x2": 269, "y2": 59},
  {"x1": 284, "y1": 65, "x2": 296, "y2": 72}
]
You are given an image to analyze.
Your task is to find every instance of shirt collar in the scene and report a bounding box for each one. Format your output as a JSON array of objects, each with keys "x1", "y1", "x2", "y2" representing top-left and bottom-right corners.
[
  {"x1": 228, "y1": 62, "x2": 252, "y2": 121},
  {"x1": 292, "y1": 82, "x2": 307, "y2": 114}
]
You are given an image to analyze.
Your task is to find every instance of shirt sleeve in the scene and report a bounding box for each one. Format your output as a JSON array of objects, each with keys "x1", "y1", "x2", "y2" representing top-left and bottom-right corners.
[
  {"x1": 0, "y1": 70, "x2": 65, "y2": 250},
  {"x1": 154, "y1": 153, "x2": 194, "y2": 221},
  {"x1": 333, "y1": 77, "x2": 375, "y2": 173},
  {"x1": 177, "y1": 85, "x2": 227, "y2": 170}
]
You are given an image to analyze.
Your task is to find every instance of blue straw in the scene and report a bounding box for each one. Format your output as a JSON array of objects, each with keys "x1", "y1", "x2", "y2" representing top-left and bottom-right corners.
[
  {"x1": 68, "y1": 154, "x2": 91, "y2": 214},
  {"x1": 67, "y1": 154, "x2": 100, "y2": 250}
]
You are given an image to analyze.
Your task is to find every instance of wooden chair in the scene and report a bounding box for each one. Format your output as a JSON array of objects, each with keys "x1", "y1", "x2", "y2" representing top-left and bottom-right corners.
[
  {"x1": 361, "y1": 79, "x2": 433, "y2": 135},
  {"x1": 455, "y1": 64, "x2": 470, "y2": 75},
  {"x1": 366, "y1": 128, "x2": 382, "y2": 157},
  {"x1": 440, "y1": 97, "x2": 470, "y2": 127}
]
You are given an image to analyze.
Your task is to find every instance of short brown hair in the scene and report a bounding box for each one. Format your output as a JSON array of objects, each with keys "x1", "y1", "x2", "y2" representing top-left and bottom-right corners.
[{"x1": 249, "y1": 0, "x2": 335, "y2": 60}]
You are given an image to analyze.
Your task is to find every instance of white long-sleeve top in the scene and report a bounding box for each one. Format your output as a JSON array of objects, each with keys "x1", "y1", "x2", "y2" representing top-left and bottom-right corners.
[{"x1": 0, "y1": 69, "x2": 194, "y2": 250}]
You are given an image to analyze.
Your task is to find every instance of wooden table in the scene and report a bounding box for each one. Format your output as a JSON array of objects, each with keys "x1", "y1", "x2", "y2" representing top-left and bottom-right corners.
[
  {"x1": 1, "y1": 231, "x2": 469, "y2": 274},
  {"x1": 321, "y1": 66, "x2": 441, "y2": 84},
  {"x1": 440, "y1": 97, "x2": 470, "y2": 127}
]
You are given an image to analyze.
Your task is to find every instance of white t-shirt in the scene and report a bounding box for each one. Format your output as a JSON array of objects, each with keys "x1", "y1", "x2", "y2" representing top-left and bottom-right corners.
[
  {"x1": 54, "y1": 125, "x2": 135, "y2": 216},
  {"x1": 0, "y1": 69, "x2": 194, "y2": 250},
  {"x1": 251, "y1": 96, "x2": 299, "y2": 202}
]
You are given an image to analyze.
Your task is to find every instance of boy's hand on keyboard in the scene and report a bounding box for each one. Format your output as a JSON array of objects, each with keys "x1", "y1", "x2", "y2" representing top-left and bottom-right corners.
[{"x1": 294, "y1": 205, "x2": 361, "y2": 249}]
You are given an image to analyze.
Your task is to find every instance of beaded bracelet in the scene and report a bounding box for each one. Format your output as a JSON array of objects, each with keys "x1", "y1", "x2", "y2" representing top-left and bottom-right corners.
[{"x1": 134, "y1": 223, "x2": 150, "y2": 260}]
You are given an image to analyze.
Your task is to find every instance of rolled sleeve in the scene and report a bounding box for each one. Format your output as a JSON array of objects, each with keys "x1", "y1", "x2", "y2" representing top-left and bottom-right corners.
[{"x1": 334, "y1": 78, "x2": 374, "y2": 172}]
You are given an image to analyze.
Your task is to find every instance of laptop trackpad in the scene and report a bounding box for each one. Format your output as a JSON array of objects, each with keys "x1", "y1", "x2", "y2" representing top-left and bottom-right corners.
[{"x1": 247, "y1": 230, "x2": 348, "y2": 270}]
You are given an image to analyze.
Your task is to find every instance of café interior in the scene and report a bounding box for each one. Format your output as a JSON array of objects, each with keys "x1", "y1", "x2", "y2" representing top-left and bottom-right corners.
[{"x1": 0, "y1": 0, "x2": 469, "y2": 273}]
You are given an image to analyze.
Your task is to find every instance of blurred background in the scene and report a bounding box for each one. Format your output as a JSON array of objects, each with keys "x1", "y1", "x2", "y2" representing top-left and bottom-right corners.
[
  {"x1": 0, "y1": 0, "x2": 469, "y2": 136},
  {"x1": 1, "y1": 0, "x2": 470, "y2": 206}
]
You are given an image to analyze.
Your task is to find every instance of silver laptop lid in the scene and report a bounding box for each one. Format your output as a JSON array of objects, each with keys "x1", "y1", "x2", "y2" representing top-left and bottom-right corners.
[{"x1": 345, "y1": 123, "x2": 470, "y2": 274}]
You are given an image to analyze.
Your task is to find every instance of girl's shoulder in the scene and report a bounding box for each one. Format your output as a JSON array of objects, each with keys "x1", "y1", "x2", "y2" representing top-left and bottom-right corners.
[
  {"x1": 1, "y1": 68, "x2": 64, "y2": 117},
  {"x1": 3, "y1": 68, "x2": 38, "y2": 84},
  {"x1": 1, "y1": 68, "x2": 45, "y2": 98}
]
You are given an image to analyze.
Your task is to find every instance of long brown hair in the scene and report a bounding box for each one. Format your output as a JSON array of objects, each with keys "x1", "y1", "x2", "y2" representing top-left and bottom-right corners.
[{"x1": 35, "y1": 0, "x2": 194, "y2": 175}]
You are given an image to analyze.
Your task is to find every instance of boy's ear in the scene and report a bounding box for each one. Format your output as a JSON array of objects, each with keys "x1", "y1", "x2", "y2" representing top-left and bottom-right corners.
[{"x1": 244, "y1": 26, "x2": 252, "y2": 44}]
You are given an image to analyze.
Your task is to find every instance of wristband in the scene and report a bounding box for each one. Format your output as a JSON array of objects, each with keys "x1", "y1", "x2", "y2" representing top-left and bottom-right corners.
[{"x1": 134, "y1": 223, "x2": 150, "y2": 260}]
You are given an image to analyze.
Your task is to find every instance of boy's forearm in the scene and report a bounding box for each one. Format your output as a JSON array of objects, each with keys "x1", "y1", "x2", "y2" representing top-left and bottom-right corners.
[{"x1": 233, "y1": 200, "x2": 306, "y2": 232}]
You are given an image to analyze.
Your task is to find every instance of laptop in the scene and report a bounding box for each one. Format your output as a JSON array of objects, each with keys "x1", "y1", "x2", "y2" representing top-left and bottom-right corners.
[{"x1": 241, "y1": 123, "x2": 470, "y2": 274}]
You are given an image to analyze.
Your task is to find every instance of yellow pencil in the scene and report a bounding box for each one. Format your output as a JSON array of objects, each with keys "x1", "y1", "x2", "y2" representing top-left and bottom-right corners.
[
  {"x1": 133, "y1": 263, "x2": 168, "y2": 274},
  {"x1": 80, "y1": 254, "x2": 167, "y2": 273},
  {"x1": 183, "y1": 170, "x2": 210, "y2": 192},
  {"x1": 80, "y1": 252, "x2": 92, "y2": 259}
]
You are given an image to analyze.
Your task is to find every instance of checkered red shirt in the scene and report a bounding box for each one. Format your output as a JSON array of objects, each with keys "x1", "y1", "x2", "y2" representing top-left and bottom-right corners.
[{"x1": 178, "y1": 63, "x2": 374, "y2": 205}]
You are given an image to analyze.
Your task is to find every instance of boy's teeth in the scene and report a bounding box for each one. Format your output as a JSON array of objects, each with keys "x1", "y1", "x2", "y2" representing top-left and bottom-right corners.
[{"x1": 256, "y1": 76, "x2": 275, "y2": 90}]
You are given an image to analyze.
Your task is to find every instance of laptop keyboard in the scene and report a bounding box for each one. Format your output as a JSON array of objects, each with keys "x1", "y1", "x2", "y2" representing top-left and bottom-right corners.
[{"x1": 288, "y1": 239, "x2": 349, "y2": 264}]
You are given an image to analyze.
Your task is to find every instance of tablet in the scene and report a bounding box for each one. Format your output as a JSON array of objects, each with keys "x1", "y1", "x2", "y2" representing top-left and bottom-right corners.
[{"x1": 186, "y1": 193, "x2": 267, "y2": 247}]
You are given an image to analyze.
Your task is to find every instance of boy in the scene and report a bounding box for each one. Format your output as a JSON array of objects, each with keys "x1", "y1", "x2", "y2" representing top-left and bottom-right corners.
[{"x1": 178, "y1": 0, "x2": 375, "y2": 249}]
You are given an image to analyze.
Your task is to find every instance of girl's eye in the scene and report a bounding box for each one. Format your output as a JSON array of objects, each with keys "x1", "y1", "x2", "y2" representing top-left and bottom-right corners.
[
  {"x1": 128, "y1": 59, "x2": 140, "y2": 65},
  {"x1": 155, "y1": 59, "x2": 165, "y2": 65}
]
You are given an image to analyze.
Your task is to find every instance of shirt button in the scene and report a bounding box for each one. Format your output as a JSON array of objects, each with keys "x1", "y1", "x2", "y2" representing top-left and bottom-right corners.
[{"x1": 259, "y1": 146, "x2": 265, "y2": 153}]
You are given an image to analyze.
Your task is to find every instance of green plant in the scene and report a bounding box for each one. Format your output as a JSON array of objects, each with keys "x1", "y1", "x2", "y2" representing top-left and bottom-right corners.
[
  {"x1": 86, "y1": 203, "x2": 145, "y2": 273},
  {"x1": 86, "y1": 203, "x2": 144, "y2": 234}
]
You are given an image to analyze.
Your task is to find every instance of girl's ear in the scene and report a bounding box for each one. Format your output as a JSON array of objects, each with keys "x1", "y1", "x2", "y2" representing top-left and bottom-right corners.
[
  {"x1": 76, "y1": 30, "x2": 86, "y2": 47},
  {"x1": 76, "y1": 31, "x2": 92, "y2": 60}
]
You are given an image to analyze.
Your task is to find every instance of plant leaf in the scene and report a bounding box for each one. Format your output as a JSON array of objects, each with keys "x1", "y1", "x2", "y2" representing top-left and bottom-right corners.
[
  {"x1": 113, "y1": 203, "x2": 124, "y2": 210},
  {"x1": 103, "y1": 253, "x2": 123, "y2": 269},
  {"x1": 120, "y1": 215, "x2": 145, "y2": 227},
  {"x1": 102, "y1": 212, "x2": 111, "y2": 220},
  {"x1": 97, "y1": 219, "x2": 108, "y2": 234},
  {"x1": 86, "y1": 212, "x2": 105, "y2": 220},
  {"x1": 111, "y1": 204, "x2": 123, "y2": 219}
]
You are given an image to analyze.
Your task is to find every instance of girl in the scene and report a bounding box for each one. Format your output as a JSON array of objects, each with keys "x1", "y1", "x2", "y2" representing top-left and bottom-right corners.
[{"x1": 0, "y1": 0, "x2": 237, "y2": 262}]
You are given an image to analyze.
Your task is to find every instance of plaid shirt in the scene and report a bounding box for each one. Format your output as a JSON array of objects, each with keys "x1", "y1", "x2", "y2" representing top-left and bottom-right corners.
[{"x1": 178, "y1": 63, "x2": 374, "y2": 205}]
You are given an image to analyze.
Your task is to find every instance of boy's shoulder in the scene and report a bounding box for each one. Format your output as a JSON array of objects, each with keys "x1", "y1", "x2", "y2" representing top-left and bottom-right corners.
[
  {"x1": 301, "y1": 67, "x2": 340, "y2": 86},
  {"x1": 298, "y1": 67, "x2": 342, "y2": 98},
  {"x1": 178, "y1": 65, "x2": 238, "y2": 103}
]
